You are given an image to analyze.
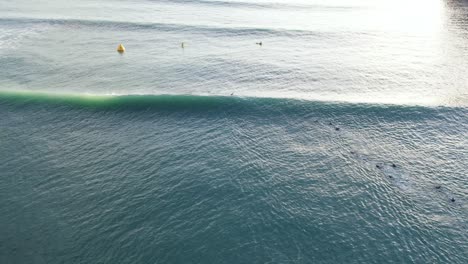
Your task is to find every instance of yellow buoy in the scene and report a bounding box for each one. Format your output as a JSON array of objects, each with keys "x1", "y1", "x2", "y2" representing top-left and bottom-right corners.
[{"x1": 117, "y1": 44, "x2": 125, "y2": 53}]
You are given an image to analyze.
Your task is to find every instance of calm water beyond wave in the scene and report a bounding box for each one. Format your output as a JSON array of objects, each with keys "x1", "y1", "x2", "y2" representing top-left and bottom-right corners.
[{"x1": 1, "y1": 0, "x2": 467, "y2": 263}]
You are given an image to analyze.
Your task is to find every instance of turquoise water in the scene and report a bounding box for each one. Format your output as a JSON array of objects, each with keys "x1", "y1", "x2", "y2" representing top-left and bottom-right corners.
[{"x1": 1, "y1": 0, "x2": 468, "y2": 263}]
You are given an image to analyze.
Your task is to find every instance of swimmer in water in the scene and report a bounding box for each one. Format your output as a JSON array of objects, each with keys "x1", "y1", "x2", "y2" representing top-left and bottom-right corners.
[
  {"x1": 435, "y1": 185, "x2": 441, "y2": 190},
  {"x1": 376, "y1": 164, "x2": 382, "y2": 169},
  {"x1": 391, "y1": 163, "x2": 397, "y2": 168},
  {"x1": 335, "y1": 127, "x2": 340, "y2": 131},
  {"x1": 451, "y1": 198, "x2": 456, "y2": 202},
  {"x1": 256, "y1": 42, "x2": 263, "y2": 46}
]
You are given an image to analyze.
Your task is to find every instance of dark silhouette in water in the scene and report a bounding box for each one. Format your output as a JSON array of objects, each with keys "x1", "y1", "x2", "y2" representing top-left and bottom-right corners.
[
  {"x1": 451, "y1": 198, "x2": 456, "y2": 202},
  {"x1": 230, "y1": 93, "x2": 234, "y2": 96},
  {"x1": 335, "y1": 127, "x2": 340, "y2": 131},
  {"x1": 391, "y1": 163, "x2": 397, "y2": 168},
  {"x1": 376, "y1": 164, "x2": 382, "y2": 169},
  {"x1": 256, "y1": 42, "x2": 263, "y2": 46},
  {"x1": 435, "y1": 185, "x2": 441, "y2": 190}
]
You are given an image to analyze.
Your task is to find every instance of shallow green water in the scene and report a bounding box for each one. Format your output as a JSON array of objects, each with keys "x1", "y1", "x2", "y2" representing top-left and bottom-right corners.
[
  {"x1": 1, "y1": 0, "x2": 468, "y2": 262},
  {"x1": 1, "y1": 92, "x2": 467, "y2": 263}
]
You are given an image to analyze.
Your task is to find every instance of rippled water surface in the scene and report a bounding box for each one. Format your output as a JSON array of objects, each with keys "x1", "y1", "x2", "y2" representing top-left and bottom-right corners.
[
  {"x1": 1, "y1": 0, "x2": 467, "y2": 263},
  {"x1": 1, "y1": 0, "x2": 468, "y2": 105}
]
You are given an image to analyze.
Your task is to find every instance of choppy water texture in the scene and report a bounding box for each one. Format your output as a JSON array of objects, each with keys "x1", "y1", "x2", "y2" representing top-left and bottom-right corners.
[{"x1": 1, "y1": 0, "x2": 468, "y2": 263}]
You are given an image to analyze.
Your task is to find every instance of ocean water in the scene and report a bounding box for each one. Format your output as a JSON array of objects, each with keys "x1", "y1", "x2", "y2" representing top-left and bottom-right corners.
[{"x1": 0, "y1": 0, "x2": 467, "y2": 263}]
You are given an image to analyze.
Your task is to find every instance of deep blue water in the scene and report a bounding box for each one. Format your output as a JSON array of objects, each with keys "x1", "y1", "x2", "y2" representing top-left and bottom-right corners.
[{"x1": 1, "y1": 0, "x2": 468, "y2": 263}]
